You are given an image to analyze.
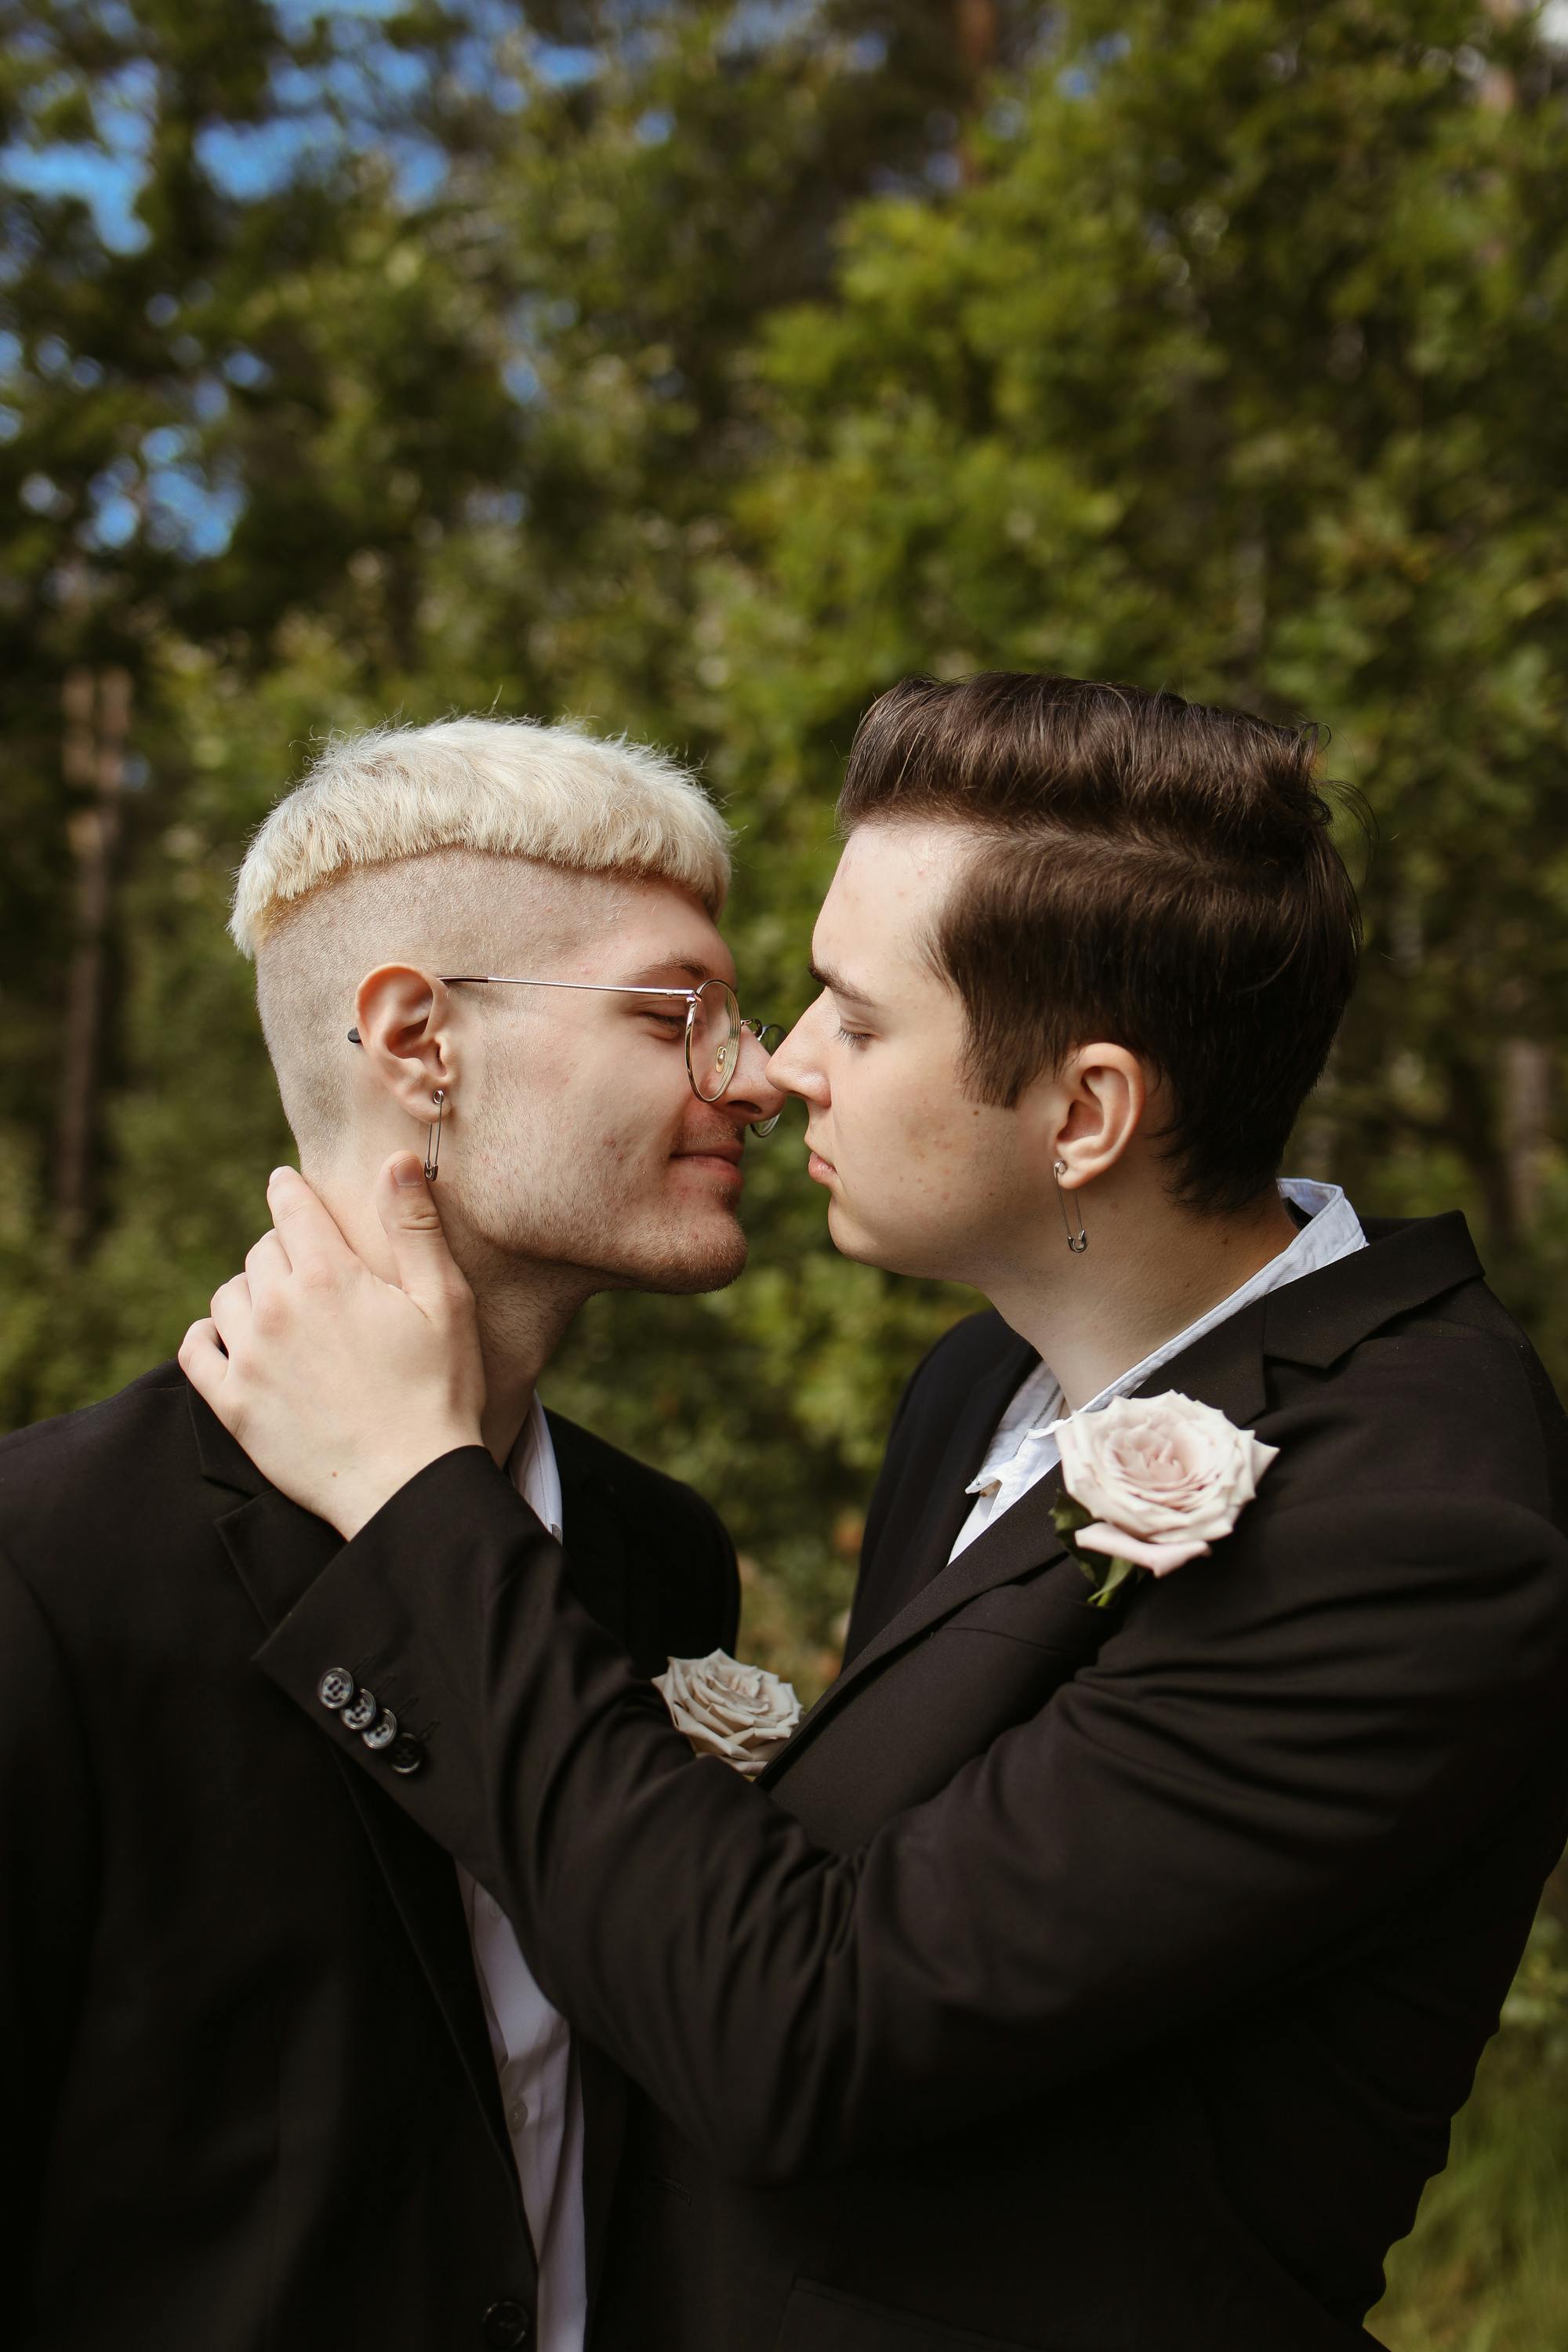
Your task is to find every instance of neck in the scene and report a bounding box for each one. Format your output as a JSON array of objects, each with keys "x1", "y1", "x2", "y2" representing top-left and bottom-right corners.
[
  {"x1": 992, "y1": 1181, "x2": 1300, "y2": 1413},
  {"x1": 470, "y1": 1274, "x2": 586, "y2": 1463},
  {"x1": 311, "y1": 1158, "x2": 590, "y2": 1467}
]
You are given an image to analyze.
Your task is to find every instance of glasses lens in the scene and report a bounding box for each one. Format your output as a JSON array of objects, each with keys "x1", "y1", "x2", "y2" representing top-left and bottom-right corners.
[{"x1": 689, "y1": 979, "x2": 740, "y2": 1101}]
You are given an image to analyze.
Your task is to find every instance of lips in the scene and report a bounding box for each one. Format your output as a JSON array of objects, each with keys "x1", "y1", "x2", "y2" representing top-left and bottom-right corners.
[
  {"x1": 675, "y1": 1138, "x2": 744, "y2": 1167},
  {"x1": 673, "y1": 1137, "x2": 745, "y2": 1185}
]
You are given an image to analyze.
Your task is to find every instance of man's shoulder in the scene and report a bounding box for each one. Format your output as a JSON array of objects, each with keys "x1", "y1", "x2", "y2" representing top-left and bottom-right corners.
[
  {"x1": 0, "y1": 1360, "x2": 216, "y2": 1632},
  {"x1": 1272, "y1": 1262, "x2": 1566, "y2": 1529},
  {"x1": 0, "y1": 1358, "x2": 193, "y2": 1500}
]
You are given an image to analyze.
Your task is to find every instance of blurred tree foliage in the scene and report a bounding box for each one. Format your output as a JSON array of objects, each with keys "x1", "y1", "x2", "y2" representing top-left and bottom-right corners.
[{"x1": 3, "y1": 5, "x2": 1568, "y2": 2338}]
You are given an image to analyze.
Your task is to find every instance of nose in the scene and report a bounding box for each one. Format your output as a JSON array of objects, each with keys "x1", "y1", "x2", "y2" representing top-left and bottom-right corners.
[
  {"x1": 727, "y1": 1024, "x2": 789, "y2": 1128},
  {"x1": 764, "y1": 1001, "x2": 828, "y2": 1109}
]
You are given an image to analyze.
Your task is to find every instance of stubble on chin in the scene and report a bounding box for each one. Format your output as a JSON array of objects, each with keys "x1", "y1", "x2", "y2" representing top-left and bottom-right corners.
[
  {"x1": 595, "y1": 1215, "x2": 750, "y2": 1298},
  {"x1": 454, "y1": 1134, "x2": 753, "y2": 1299}
]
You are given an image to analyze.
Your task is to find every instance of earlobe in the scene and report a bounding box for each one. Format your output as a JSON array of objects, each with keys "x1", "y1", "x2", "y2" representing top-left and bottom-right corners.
[{"x1": 1049, "y1": 1044, "x2": 1147, "y2": 1187}]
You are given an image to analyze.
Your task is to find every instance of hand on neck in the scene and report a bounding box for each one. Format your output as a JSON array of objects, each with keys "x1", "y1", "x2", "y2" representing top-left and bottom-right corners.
[
  {"x1": 995, "y1": 1174, "x2": 1301, "y2": 1414},
  {"x1": 307, "y1": 1148, "x2": 589, "y2": 1470}
]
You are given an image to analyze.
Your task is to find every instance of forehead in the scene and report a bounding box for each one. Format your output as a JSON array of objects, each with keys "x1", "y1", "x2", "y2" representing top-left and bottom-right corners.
[
  {"x1": 529, "y1": 869, "x2": 736, "y2": 988},
  {"x1": 815, "y1": 822, "x2": 969, "y2": 985}
]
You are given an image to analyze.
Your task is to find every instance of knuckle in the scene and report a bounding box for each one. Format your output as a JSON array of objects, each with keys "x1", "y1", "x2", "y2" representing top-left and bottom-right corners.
[{"x1": 251, "y1": 1290, "x2": 286, "y2": 1339}]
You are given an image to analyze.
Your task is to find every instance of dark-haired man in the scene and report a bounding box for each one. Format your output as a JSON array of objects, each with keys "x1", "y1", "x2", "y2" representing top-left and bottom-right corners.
[{"x1": 187, "y1": 674, "x2": 1568, "y2": 2352}]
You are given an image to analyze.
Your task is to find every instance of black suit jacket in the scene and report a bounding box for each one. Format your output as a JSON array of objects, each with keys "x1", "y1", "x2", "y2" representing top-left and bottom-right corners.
[
  {"x1": 257, "y1": 1216, "x2": 1568, "y2": 2352},
  {"x1": 0, "y1": 1360, "x2": 736, "y2": 2352}
]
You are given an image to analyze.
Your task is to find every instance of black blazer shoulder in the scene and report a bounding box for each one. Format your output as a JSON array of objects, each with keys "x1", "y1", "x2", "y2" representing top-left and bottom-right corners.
[
  {"x1": 0, "y1": 1367, "x2": 740, "y2": 1671},
  {"x1": 884, "y1": 1219, "x2": 1564, "y2": 1527},
  {"x1": 0, "y1": 1359, "x2": 228, "y2": 1628}
]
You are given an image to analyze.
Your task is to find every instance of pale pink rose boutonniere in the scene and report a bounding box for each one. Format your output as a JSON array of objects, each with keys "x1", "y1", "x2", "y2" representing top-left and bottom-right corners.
[
  {"x1": 1047, "y1": 1392, "x2": 1280, "y2": 1608},
  {"x1": 653, "y1": 1650, "x2": 803, "y2": 1778}
]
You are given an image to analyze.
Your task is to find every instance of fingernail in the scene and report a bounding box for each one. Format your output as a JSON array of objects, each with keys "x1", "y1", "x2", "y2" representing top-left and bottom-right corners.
[
  {"x1": 394, "y1": 1156, "x2": 426, "y2": 1189},
  {"x1": 268, "y1": 1167, "x2": 295, "y2": 1187}
]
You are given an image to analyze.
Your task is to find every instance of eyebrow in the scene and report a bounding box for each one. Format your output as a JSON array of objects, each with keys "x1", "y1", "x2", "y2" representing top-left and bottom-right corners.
[
  {"x1": 622, "y1": 957, "x2": 718, "y2": 988},
  {"x1": 808, "y1": 958, "x2": 877, "y2": 1006}
]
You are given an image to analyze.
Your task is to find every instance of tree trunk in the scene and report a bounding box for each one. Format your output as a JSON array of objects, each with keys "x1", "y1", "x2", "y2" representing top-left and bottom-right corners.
[
  {"x1": 955, "y1": 0, "x2": 999, "y2": 78},
  {"x1": 1501, "y1": 1038, "x2": 1552, "y2": 1239},
  {"x1": 56, "y1": 667, "x2": 132, "y2": 1255},
  {"x1": 955, "y1": 0, "x2": 1000, "y2": 183}
]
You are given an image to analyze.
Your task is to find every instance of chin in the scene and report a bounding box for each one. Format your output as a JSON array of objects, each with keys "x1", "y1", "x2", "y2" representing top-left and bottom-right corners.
[
  {"x1": 824, "y1": 1197, "x2": 882, "y2": 1267},
  {"x1": 826, "y1": 1200, "x2": 937, "y2": 1280},
  {"x1": 602, "y1": 1214, "x2": 750, "y2": 1298}
]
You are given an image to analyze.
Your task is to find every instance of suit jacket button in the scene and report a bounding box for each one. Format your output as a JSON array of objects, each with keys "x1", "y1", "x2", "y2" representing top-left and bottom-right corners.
[
  {"x1": 481, "y1": 2300, "x2": 530, "y2": 2347},
  {"x1": 340, "y1": 1687, "x2": 379, "y2": 1733},
  {"x1": 388, "y1": 1733, "x2": 425, "y2": 1776},
  {"x1": 317, "y1": 1668, "x2": 355, "y2": 1711},
  {"x1": 362, "y1": 1708, "x2": 398, "y2": 1751}
]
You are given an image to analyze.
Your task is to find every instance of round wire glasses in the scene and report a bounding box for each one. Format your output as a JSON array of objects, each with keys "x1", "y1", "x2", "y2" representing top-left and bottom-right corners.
[{"x1": 349, "y1": 973, "x2": 786, "y2": 1138}]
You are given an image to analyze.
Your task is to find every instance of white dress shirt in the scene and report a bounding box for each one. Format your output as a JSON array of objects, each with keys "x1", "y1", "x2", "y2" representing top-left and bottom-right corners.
[
  {"x1": 456, "y1": 1396, "x2": 586, "y2": 2352},
  {"x1": 950, "y1": 1178, "x2": 1367, "y2": 1562}
]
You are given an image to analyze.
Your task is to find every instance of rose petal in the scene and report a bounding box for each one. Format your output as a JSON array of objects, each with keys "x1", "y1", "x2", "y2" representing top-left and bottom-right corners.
[
  {"x1": 1050, "y1": 1392, "x2": 1278, "y2": 1544},
  {"x1": 655, "y1": 1650, "x2": 802, "y2": 1773},
  {"x1": 1076, "y1": 1522, "x2": 1212, "y2": 1576}
]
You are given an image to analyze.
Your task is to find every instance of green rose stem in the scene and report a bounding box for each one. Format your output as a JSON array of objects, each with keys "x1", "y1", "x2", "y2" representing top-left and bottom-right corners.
[{"x1": 1051, "y1": 1493, "x2": 1138, "y2": 1609}]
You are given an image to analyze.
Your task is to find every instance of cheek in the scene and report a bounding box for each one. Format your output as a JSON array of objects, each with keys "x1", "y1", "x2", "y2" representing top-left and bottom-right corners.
[
  {"x1": 837, "y1": 1066, "x2": 944, "y2": 1190},
  {"x1": 876, "y1": 1089, "x2": 1018, "y2": 1221}
]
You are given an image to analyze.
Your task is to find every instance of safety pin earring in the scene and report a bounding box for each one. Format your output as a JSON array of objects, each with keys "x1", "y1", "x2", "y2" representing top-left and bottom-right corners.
[
  {"x1": 425, "y1": 1088, "x2": 445, "y2": 1182},
  {"x1": 1054, "y1": 1160, "x2": 1087, "y2": 1253}
]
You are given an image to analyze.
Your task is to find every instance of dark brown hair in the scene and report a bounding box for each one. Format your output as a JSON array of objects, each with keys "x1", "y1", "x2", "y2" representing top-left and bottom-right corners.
[{"x1": 837, "y1": 672, "x2": 1363, "y2": 1215}]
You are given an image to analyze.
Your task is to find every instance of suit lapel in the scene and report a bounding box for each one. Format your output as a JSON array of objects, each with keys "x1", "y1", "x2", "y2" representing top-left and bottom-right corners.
[
  {"x1": 550, "y1": 1421, "x2": 633, "y2": 1650},
  {"x1": 191, "y1": 1389, "x2": 517, "y2": 2185},
  {"x1": 775, "y1": 1472, "x2": 1079, "y2": 1772},
  {"x1": 764, "y1": 1297, "x2": 1276, "y2": 1784},
  {"x1": 844, "y1": 1324, "x2": 1037, "y2": 1662}
]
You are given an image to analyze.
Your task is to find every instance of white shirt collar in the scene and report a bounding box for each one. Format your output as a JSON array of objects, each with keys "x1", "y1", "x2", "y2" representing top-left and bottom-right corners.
[
  {"x1": 953, "y1": 1178, "x2": 1366, "y2": 1547},
  {"x1": 506, "y1": 1391, "x2": 564, "y2": 1543}
]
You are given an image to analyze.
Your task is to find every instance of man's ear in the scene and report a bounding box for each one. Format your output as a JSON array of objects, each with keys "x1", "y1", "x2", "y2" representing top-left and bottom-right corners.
[
  {"x1": 1044, "y1": 1043, "x2": 1147, "y2": 1188},
  {"x1": 353, "y1": 965, "x2": 457, "y2": 1120}
]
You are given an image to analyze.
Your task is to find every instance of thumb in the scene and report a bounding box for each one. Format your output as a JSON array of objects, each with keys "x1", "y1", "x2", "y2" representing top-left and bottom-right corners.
[{"x1": 376, "y1": 1152, "x2": 473, "y2": 1319}]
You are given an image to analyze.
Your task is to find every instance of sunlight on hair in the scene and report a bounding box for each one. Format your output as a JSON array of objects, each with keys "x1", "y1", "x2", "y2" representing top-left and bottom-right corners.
[{"x1": 230, "y1": 713, "x2": 731, "y2": 958}]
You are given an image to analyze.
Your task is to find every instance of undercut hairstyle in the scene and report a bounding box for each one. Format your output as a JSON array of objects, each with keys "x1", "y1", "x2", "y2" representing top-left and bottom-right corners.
[
  {"x1": 230, "y1": 713, "x2": 731, "y2": 957},
  {"x1": 837, "y1": 673, "x2": 1363, "y2": 1215},
  {"x1": 230, "y1": 715, "x2": 732, "y2": 1158}
]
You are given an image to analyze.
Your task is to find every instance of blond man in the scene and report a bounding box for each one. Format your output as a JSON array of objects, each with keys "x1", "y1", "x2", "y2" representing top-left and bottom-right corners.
[{"x1": 0, "y1": 717, "x2": 782, "y2": 2352}]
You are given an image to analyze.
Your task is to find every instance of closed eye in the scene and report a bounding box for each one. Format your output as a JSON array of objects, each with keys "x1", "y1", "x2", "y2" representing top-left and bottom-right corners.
[{"x1": 836, "y1": 1024, "x2": 870, "y2": 1048}]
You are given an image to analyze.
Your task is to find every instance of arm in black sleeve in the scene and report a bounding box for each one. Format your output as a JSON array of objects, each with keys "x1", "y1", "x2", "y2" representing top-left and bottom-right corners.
[
  {"x1": 0, "y1": 1550, "x2": 96, "y2": 2307},
  {"x1": 256, "y1": 1451, "x2": 1568, "y2": 2186}
]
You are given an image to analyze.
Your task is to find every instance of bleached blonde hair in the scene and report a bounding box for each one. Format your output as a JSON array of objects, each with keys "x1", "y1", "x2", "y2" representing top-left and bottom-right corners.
[
  {"x1": 230, "y1": 713, "x2": 731, "y2": 957},
  {"x1": 231, "y1": 715, "x2": 733, "y2": 1158}
]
